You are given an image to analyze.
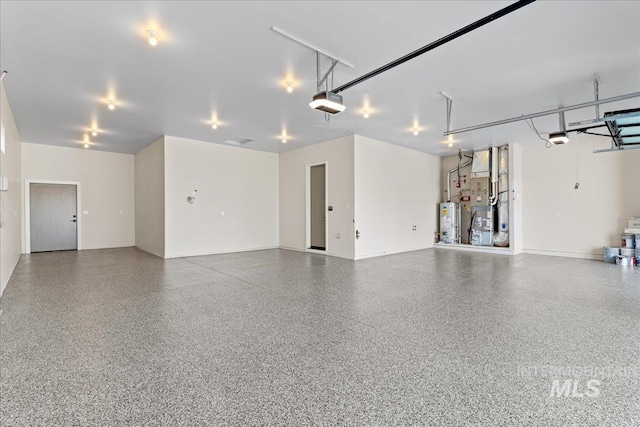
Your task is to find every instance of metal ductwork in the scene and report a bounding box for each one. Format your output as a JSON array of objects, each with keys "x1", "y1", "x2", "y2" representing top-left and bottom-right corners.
[{"x1": 493, "y1": 146, "x2": 509, "y2": 247}]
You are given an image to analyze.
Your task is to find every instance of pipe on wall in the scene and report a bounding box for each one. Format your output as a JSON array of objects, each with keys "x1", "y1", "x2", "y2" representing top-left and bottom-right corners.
[
  {"x1": 447, "y1": 159, "x2": 472, "y2": 202},
  {"x1": 494, "y1": 146, "x2": 509, "y2": 247},
  {"x1": 490, "y1": 146, "x2": 499, "y2": 206}
]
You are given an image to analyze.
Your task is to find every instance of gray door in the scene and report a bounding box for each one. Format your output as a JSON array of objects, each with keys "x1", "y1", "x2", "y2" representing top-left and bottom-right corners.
[
  {"x1": 310, "y1": 164, "x2": 326, "y2": 250},
  {"x1": 30, "y1": 183, "x2": 77, "y2": 252}
]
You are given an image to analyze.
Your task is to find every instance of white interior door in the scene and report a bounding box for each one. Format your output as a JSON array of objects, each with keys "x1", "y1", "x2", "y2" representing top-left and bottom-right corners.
[{"x1": 30, "y1": 183, "x2": 77, "y2": 252}]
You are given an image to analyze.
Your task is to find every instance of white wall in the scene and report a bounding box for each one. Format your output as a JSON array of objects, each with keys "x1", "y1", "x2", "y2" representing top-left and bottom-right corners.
[
  {"x1": 164, "y1": 135, "x2": 279, "y2": 258},
  {"x1": 509, "y1": 143, "x2": 524, "y2": 254},
  {"x1": 22, "y1": 143, "x2": 135, "y2": 251},
  {"x1": 354, "y1": 135, "x2": 441, "y2": 259},
  {"x1": 135, "y1": 137, "x2": 165, "y2": 257},
  {"x1": 279, "y1": 135, "x2": 355, "y2": 259},
  {"x1": 1, "y1": 82, "x2": 23, "y2": 295},
  {"x1": 522, "y1": 135, "x2": 640, "y2": 259}
]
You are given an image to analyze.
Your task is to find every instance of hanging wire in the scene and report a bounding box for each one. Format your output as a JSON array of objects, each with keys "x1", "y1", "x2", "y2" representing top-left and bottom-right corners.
[{"x1": 526, "y1": 117, "x2": 552, "y2": 148}]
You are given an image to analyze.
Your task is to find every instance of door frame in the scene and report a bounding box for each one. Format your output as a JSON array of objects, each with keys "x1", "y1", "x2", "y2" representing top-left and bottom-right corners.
[
  {"x1": 305, "y1": 162, "x2": 329, "y2": 254},
  {"x1": 24, "y1": 180, "x2": 82, "y2": 254}
]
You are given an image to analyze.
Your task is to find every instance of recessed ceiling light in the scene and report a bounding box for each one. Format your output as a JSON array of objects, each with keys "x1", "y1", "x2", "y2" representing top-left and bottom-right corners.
[
  {"x1": 84, "y1": 144, "x2": 89, "y2": 149},
  {"x1": 446, "y1": 134, "x2": 454, "y2": 147},
  {"x1": 413, "y1": 127, "x2": 419, "y2": 136},
  {"x1": 286, "y1": 82, "x2": 293, "y2": 93},
  {"x1": 108, "y1": 101, "x2": 115, "y2": 110},
  {"x1": 363, "y1": 110, "x2": 370, "y2": 119},
  {"x1": 212, "y1": 123, "x2": 218, "y2": 130},
  {"x1": 282, "y1": 138, "x2": 287, "y2": 143},
  {"x1": 91, "y1": 127, "x2": 98, "y2": 137},
  {"x1": 147, "y1": 30, "x2": 159, "y2": 46}
]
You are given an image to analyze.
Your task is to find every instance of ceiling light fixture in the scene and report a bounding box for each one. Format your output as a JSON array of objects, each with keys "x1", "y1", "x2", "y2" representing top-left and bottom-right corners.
[
  {"x1": 107, "y1": 101, "x2": 115, "y2": 110},
  {"x1": 309, "y1": 91, "x2": 345, "y2": 114},
  {"x1": 363, "y1": 110, "x2": 370, "y2": 119},
  {"x1": 309, "y1": 51, "x2": 347, "y2": 116},
  {"x1": 212, "y1": 122, "x2": 218, "y2": 130},
  {"x1": 413, "y1": 127, "x2": 419, "y2": 136},
  {"x1": 84, "y1": 144, "x2": 89, "y2": 149},
  {"x1": 91, "y1": 127, "x2": 98, "y2": 137},
  {"x1": 147, "y1": 30, "x2": 159, "y2": 46},
  {"x1": 286, "y1": 82, "x2": 293, "y2": 93},
  {"x1": 548, "y1": 132, "x2": 569, "y2": 145}
]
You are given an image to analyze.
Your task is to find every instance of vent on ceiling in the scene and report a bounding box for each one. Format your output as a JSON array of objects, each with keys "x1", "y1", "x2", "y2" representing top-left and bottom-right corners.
[{"x1": 223, "y1": 137, "x2": 253, "y2": 146}]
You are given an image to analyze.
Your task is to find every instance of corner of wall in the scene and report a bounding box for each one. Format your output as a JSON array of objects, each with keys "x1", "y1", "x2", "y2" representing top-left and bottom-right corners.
[
  {"x1": 1, "y1": 81, "x2": 24, "y2": 295},
  {"x1": 353, "y1": 135, "x2": 441, "y2": 259},
  {"x1": 509, "y1": 142, "x2": 524, "y2": 254},
  {"x1": 134, "y1": 136, "x2": 166, "y2": 258}
]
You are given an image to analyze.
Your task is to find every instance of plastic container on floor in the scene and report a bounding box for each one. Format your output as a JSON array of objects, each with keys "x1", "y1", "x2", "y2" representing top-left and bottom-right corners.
[
  {"x1": 604, "y1": 247, "x2": 619, "y2": 264},
  {"x1": 621, "y1": 233, "x2": 635, "y2": 249}
]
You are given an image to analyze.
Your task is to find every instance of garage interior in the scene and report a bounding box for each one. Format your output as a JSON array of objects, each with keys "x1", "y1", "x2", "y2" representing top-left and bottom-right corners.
[{"x1": 1, "y1": 1, "x2": 639, "y2": 425}]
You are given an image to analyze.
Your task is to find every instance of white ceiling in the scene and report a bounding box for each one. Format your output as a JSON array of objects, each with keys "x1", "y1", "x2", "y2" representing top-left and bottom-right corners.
[{"x1": 1, "y1": 1, "x2": 639, "y2": 156}]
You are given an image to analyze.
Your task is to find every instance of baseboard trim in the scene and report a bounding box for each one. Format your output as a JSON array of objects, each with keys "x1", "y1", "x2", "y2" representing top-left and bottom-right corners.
[
  {"x1": 522, "y1": 249, "x2": 602, "y2": 260},
  {"x1": 279, "y1": 246, "x2": 355, "y2": 260},
  {"x1": 354, "y1": 246, "x2": 433, "y2": 260},
  {"x1": 135, "y1": 246, "x2": 165, "y2": 258},
  {"x1": 434, "y1": 243, "x2": 514, "y2": 255},
  {"x1": 1, "y1": 254, "x2": 22, "y2": 297},
  {"x1": 165, "y1": 246, "x2": 280, "y2": 259}
]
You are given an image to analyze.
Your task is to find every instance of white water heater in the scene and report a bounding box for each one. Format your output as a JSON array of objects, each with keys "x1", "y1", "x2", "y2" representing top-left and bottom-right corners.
[{"x1": 440, "y1": 202, "x2": 458, "y2": 244}]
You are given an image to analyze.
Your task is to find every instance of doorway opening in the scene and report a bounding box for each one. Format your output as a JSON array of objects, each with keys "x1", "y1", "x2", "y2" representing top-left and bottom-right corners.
[
  {"x1": 27, "y1": 182, "x2": 79, "y2": 253},
  {"x1": 307, "y1": 163, "x2": 327, "y2": 252}
]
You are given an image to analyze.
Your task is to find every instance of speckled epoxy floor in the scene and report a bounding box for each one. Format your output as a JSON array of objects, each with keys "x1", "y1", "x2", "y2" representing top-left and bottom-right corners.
[{"x1": 1, "y1": 248, "x2": 639, "y2": 425}]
